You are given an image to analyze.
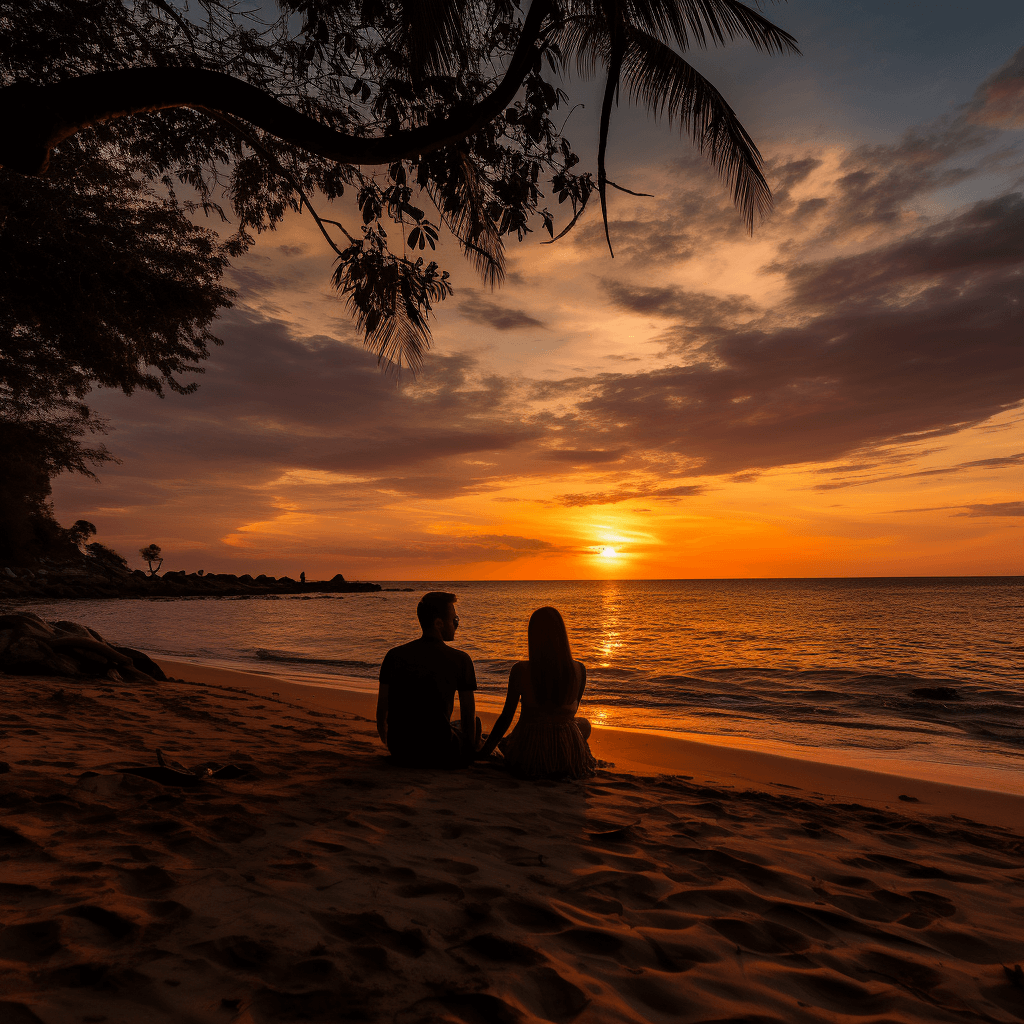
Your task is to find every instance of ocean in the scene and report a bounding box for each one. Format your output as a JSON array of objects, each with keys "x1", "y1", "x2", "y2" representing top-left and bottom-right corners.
[{"x1": 18, "y1": 577, "x2": 1023, "y2": 792}]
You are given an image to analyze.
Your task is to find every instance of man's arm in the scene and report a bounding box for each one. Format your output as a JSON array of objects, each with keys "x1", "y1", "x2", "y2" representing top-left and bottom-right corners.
[
  {"x1": 458, "y1": 690, "x2": 477, "y2": 756},
  {"x1": 376, "y1": 682, "x2": 388, "y2": 746}
]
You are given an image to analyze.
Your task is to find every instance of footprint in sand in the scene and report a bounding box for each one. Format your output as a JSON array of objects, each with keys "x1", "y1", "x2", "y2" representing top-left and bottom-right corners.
[
  {"x1": 396, "y1": 879, "x2": 465, "y2": 899},
  {"x1": 498, "y1": 899, "x2": 571, "y2": 933},
  {"x1": 464, "y1": 932, "x2": 545, "y2": 965},
  {"x1": 116, "y1": 865, "x2": 175, "y2": 896},
  {"x1": 63, "y1": 904, "x2": 136, "y2": 942},
  {"x1": 435, "y1": 858, "x2": 481, "y2": 876},
  {"x1": 313, "y1": 911, "x2": 427, "y2": 958},
  {"x1": 709, "y1": 916, "x2": 811, "y2": 954},
  {"x1": 189, "y1": 934, "x2": 275, "y2": 973},
  {"x1": 0, "y1": 919, "x2": 64, "y2": 962}
]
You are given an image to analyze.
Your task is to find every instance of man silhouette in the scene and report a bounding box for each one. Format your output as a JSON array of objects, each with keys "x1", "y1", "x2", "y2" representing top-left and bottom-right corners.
[{"x1": 376, "y1": 591, "x2": 479, "y2": 767}]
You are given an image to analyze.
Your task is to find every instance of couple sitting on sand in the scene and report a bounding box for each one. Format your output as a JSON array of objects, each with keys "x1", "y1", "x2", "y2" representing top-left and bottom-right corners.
[{"x1": 376, "y1": 591, "x2": 596, "y2": 779}]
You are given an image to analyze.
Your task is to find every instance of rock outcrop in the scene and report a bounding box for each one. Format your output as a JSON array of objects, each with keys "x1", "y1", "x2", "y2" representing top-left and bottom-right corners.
[{"x1": 0, "y1": 612, "x2": 166, "y2": 683}]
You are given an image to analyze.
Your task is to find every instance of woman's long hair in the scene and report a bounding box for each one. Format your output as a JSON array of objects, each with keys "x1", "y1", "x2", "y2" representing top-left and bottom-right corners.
[{"x1": 527, "y1": 606, "x2": 576, "y2": 706}]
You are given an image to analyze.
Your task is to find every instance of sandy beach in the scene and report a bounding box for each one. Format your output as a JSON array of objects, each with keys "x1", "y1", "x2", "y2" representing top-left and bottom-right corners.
[{"x1": 1, "y1": 660, "x2": 1022, "y2": 1024}]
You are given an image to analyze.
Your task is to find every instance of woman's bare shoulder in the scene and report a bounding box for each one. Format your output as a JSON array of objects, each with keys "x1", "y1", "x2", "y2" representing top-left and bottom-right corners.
[{"x1": 509, "y1": 660, "x2": 530, "y2": 677}]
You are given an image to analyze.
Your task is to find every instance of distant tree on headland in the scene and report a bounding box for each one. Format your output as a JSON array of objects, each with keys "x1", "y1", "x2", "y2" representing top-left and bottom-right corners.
[{"x1": 139, "y1": 545, "x2": 164, "y2": 576}]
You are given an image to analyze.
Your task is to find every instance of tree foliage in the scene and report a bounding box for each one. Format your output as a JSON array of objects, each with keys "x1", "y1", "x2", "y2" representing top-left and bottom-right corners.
[
  {"x1": 0, "y1": 416, "x2": 114, "y2": 565},
  {"x1": 1, "y1": 145, "x2": 234, "y2": 412},
  {"x1": 140, "y1": 544, "x2": 164, "y2": 575},
  {"x1": 1, "y1": 0, "x2": 798, "y2": 373}
]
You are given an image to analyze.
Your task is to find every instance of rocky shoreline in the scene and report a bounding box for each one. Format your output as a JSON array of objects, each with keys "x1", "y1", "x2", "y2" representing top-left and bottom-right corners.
[{"x1": 0, "y1": 564, "x2": 382, "y2": 601}]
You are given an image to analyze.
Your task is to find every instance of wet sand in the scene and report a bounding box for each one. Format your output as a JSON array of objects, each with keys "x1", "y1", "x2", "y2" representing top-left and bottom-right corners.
[{"x1": 1, "y1": 661, "x2": 1022, "y2": 1023}]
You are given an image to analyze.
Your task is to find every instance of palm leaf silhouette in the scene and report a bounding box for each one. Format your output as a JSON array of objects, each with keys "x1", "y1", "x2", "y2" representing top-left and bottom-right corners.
[
  {"x1": 552, "y1": 0, "x2": 799, "y2": 245},
  {"x1": 622, "y1": 28, "x2": 771, "y2": 229},
  {"x1": 426, "y1": 150, "x2": 506, "y2": 287}
]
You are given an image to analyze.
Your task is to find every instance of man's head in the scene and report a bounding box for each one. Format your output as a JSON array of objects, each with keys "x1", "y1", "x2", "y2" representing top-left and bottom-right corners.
[{"x1": 417, "y1": 591, "x2": 459, "y2": 641}]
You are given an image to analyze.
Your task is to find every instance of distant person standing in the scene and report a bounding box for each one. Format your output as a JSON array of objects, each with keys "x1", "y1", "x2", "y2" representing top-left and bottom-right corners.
[
  {"x1": 377, "y1": 592, "x2": 480, "y2": 767},
  {"x1": 300, "y1": 571, "x2": 306, "y2": 584}
]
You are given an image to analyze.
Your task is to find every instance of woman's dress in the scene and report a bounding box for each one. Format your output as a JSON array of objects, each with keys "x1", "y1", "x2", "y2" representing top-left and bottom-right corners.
[{"x1": 500, "y1": 670, "x2": 597, "y2": 780}]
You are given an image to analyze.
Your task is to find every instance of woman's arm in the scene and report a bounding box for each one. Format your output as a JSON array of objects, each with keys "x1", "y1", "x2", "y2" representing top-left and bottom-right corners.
[
  {"x1": 575, "y1": 661, "x2": 587, "y2": 705},
  {"x1": 475, "y1": 664, "x2": 523, "y2": 759}
]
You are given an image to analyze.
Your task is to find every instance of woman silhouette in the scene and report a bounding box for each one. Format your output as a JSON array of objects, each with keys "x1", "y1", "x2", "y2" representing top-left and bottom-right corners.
[{"x1": 477, "y1": 606, "x2": 596, "y2": 779}]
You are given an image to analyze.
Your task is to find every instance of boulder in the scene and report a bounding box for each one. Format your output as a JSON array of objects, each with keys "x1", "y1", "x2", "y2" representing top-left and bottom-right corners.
[
  {"x1": 0, "y1": 614, "x2": 55, "y2": 639},
  {"x1": 1, "y1": 637, "x2": 80, "y2": 676},
  {"x1": 51, "y1": 620, "x2": 94, "y2": 637},
  {"x1": 330, "y1": 573, "x2": 347, "y2": 583},
  {"x1": 49, "y1": 635, "x2": 132, "y2": 667},
  {"x1": 114, "y1": 646, "x2": 168, "y2": 681}
]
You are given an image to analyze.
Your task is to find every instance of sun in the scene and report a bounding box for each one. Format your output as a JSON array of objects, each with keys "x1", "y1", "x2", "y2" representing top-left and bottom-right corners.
[{"x1": 597, "y1": 546, "x2": 618, "y2": 558}]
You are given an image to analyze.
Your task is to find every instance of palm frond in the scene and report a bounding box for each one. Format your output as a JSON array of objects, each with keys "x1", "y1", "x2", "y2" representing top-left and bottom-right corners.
[
  {"x1": 552, "y1": 0, "x2": 799, "y2": 78},
  {"x1": 426, "y1": 150, "x2": 505, "y2": 287},
  {"x1": 549, "y1": 11, "x2": 610, "y2": 78},
  {"x1": 622, "y1": 27, "x2": 772, "y2": 229},
  {"x1": 360, "y1": 303, "x2": 431, "y2": 375},
  {"x1": 625, "y1": 0, "x2": 800, "y2": 56},
  {"x1": 597, "y1": 9, "x2": 627, "y2": 257},
  {"x1": 332, "y1": 253, "x2": 452, "y2": 374},
  {"x1": 389, "y1": 0, "x2": 468, "y2": 79}
]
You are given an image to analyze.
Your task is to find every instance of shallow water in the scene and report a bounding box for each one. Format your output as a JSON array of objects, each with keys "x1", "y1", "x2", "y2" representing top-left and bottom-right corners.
[{"x1": 17, "y1": 577, "x2": 1023, "y2": 782}]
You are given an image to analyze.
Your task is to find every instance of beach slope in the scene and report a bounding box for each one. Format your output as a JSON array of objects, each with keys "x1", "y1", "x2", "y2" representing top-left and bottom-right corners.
[{"x1": 1, "y1": 667, "x2": 1022, "y2": 1024}]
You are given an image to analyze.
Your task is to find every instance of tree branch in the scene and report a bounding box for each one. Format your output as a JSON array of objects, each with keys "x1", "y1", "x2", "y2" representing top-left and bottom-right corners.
[{"x1": 0, "y1": 0, "x2": 553, "y2": 176}]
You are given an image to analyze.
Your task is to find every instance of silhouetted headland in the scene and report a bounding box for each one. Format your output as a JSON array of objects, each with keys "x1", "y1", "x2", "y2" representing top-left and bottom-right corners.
[{"x1": 0, "y1": 562, "x2": 381, "y2": 601}]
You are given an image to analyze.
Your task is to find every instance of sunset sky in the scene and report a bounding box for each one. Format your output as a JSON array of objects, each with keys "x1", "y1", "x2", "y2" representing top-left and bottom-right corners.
[{"x1": 52, "y1": 0, "x2": 1023, "y2": 581}]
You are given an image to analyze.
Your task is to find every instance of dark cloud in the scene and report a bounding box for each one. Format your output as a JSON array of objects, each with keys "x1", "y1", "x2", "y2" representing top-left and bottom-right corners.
[
  {"x1": 777, "y1": 192, "x2": 1024, "y2": 309},
  {"x1": 458, "y1": 292, "x2": 546, "y2": 330},
  {"x1": 832, "y1": 126, "x2": 989, "y2": 229},
  {"x1": 603, "y1": 281, "x2": 758, "y2": 325},
  {"x1": 562, "y1": 170, "x2": 1024, "y2": 477},
  {"x1": 573, "y1": 211, "x2": 700, "y2": 264},
  {"x1": 815, "y1": 454, "x2": 1023, "y2": 491},
  {"x1": 953, "y1": 502, "x2": 1024, "y2": 517},
  {"x1": 315, "y1": 533, "x2": 558, "y2": 564},
  {"x1": 554, "y1": 484, "x2": 705, "y2": 507},
  {"x1": 768, "y1": 157, "x2": 823, "y2": 203},
  {"x1": 888, "y1": 501, "x2": 1023, "y2": 518},
  {"x1": 539, "y1": 449, "x2": 625, "y2": 464},
  {"x1": 967, "y1": 46, "x2": 1024, "y2": 129},
  {"x1": 74, "y1": 310, "x2": 546, "y2": 502}
]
